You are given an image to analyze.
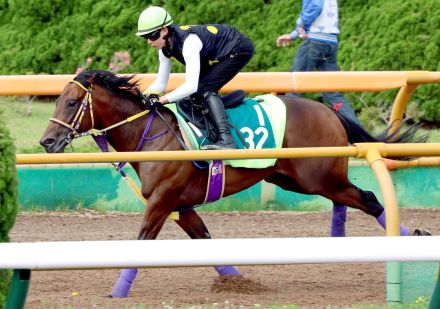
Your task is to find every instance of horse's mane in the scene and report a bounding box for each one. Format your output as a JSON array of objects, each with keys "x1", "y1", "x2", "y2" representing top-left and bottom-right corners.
[{"x1": 74, "y1": 69, "x2": 143, "y2": 105}]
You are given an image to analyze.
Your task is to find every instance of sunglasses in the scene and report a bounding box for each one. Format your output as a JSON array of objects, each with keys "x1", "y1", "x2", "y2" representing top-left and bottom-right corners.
[{"x1": 142, "y1": 29, "x2": 162, "y2": 41}]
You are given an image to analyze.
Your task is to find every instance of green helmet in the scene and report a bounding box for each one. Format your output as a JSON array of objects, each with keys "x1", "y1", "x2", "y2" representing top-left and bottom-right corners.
[{"x1": 136, "y1": 6, "x2": 173, "y2": 36}]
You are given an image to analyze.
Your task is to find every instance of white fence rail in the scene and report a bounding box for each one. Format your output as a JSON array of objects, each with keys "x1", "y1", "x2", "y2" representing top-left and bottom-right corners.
[{"x1": 1, "y1": 236, "x2": 439, "y2": 270}]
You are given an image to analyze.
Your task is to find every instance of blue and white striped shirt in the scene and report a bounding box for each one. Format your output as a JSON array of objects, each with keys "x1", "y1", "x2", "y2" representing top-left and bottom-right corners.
[{"x1": 290, "y1": 0, "x2": 339, "y2": 44}]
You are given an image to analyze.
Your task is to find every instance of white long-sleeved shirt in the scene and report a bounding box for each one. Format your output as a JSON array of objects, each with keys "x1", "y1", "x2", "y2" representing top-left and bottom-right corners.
[{"x1": 146, "y1": 34, "x2": 203, "y2": 103}]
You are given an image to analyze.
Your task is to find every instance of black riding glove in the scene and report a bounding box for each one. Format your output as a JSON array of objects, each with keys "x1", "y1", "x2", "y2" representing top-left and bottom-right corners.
[{"x1": 142, "y1": 93, "x2": 161, "y2": 109}]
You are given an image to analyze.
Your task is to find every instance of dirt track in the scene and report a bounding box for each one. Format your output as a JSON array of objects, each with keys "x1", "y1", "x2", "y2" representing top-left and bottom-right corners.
[{"x1": 10, "y1": 209, "x2": 440, "y2": 308}]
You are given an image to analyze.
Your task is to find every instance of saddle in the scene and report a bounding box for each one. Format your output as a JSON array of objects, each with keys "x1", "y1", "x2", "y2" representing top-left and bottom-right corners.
[
  {"x1": 176, "y1": 90, "x2": 246, "y2": 142},
  {"x1": 169, "y1": 93, "x2": 286, "y2": 169}
]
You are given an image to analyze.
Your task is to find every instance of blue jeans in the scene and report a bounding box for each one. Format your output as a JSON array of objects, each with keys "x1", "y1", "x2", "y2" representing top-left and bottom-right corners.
[{"x1": 287, "y1": 40, "x2": 362, "y2": 126}]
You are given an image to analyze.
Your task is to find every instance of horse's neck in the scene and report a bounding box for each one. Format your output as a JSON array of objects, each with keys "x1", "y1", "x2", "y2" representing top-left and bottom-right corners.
[
  {"x1": 96, "y1": 100, "x2": 179, "y2": 153},
  {"x1": 91, "y1": 96, "x2": 141, "y2": 152}
]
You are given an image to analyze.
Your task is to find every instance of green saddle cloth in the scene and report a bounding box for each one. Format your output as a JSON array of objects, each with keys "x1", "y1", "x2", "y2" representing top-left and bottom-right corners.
[{"x1": 167, "y1": 94, "x2": 286, "y2": 168}]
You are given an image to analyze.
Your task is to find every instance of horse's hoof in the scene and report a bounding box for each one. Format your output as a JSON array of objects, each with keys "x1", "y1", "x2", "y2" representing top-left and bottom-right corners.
[{"x1": 413, "y1": 228, "x2": 432, "y2": 236}]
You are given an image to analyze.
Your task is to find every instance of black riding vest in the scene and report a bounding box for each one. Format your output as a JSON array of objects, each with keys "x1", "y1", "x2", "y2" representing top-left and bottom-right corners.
[{"x1": 162, "y1": 24, "x2": 244, "y2": 67}]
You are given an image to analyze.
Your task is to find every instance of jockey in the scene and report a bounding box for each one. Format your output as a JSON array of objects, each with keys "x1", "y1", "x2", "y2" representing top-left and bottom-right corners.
[{"x1": 137, "y1": 6, "x2": 255, "y2": 150}]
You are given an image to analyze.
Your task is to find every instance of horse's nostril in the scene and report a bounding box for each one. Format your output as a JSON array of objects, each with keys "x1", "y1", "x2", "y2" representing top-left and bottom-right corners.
[{"x1": 41, "y1": 138, "x2": 55, "y2": 147}]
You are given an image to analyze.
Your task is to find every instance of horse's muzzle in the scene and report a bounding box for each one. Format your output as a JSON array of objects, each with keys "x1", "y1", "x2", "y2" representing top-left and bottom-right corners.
[{"x1": 39, "y1": 136, "x2": 68, "y2": 153}]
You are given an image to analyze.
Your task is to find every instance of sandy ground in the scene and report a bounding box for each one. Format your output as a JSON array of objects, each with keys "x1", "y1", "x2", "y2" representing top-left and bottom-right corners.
[{"x1": 9, "y1": 208, "x2": 440, "y2": 309}]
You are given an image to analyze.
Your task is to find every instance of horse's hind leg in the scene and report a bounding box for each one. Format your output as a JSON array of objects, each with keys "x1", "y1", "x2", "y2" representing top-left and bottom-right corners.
[
  {"x1": 265, "y1": 173, "x2": 348, "y2": 236},
  {"x1": 175, "y1": 208, "x2": 211, "y2": 239},
  {"x1": 331, "y1": 202, "x2": 347, "y2": 237},
  {"x1": 326, "y1": 185, "x2": 412, "y2": 236},
  {"x1": 267, "y1": 170, "x2": 416, "y2": 236},
  {"x1": 175, "y1": 208, "x2": 240, "y2": 276},
  {"x1": 351, "y1": 188, "x2": 429, "y2": 236}
]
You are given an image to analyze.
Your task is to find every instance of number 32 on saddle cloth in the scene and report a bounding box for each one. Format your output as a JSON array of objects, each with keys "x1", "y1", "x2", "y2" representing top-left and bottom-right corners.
[{"x1": 167, "y1": 93, "x2": 286, "y2": 169}]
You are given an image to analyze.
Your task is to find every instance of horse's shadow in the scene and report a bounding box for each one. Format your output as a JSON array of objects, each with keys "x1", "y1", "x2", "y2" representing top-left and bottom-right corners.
[{"x1": 210, "y1": 275, "x2": 273, "y2": 294}]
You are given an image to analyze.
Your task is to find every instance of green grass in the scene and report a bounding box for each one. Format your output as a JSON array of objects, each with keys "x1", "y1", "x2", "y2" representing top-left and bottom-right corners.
[
  {"x1": 59, "y1": 303, "x2": 430, "y2": 309},
  {"x1": 55, "y1": 304, "x2": 430, "y2": 309},
  {"x1": 428, "y1": 129, "x2": 440, "y2": 143},
  {"x1": 0, "y1": 96, "x2": 438, "y2": 154},
  {"x1": 0, "y1": 96, "x2": 100, "y2": 153},
  {"x1": 177, "y1": 305, "x2": 428, "y2": 309}
]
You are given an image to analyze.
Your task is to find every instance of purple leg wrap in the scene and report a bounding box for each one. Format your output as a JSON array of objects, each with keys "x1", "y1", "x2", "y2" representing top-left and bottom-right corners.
[
  {"x1": 331, "y1": 204, "x2": 347, "y2": 237},
  {"x1": 376, "y1": 211, "x2": 410, "y2": 236},
  {"x1": 110, "y1": 268, "x2": 138, "y2": 298},
  {"x1": 214, "y1": 266, "x2": 241, "y2": 276}
]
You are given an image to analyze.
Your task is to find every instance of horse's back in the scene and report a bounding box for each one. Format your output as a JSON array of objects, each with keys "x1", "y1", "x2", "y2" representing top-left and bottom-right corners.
[{"x1": 280, "y1": 95, "x2": 348, "y2": 148}]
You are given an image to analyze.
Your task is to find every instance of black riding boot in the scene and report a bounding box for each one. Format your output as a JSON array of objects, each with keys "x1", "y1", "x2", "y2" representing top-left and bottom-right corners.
[{"x1": 200, "y1": 92, "x2": 237, "y2": 150}]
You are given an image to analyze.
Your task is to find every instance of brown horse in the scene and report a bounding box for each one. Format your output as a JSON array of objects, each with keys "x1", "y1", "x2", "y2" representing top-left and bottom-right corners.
[{"x1": 40, "y1": 70, "x2": 427, "y2": 297}]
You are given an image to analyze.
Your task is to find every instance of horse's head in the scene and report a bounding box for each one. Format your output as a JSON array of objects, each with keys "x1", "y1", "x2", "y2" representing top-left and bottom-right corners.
[
  {"x1": 40, "y1": 76, "x2": 93, "y2": 153},
  {"x1": 40, "y1": 70, "x2": 141, "y2": 153}
]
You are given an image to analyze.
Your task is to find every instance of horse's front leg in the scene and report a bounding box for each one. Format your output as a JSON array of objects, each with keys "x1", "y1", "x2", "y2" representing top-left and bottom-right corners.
[
  {"x1": 111, "y1": 196, "x2": 172, "y2": 298},
  {"x1": 137, "y1": 196, "x2": 171, "y2": 240},
  {"x1": 176, "y1": 209, "x2": 240, "y2": 276}
]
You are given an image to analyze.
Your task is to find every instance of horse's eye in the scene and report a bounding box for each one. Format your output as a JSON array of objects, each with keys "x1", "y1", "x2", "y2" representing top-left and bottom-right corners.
[{"x1": 67, "y1": 100, "x2": 77, "y2": 107}]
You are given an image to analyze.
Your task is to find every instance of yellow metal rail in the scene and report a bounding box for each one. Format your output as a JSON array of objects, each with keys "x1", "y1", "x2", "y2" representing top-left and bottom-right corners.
[
  {"x1": 15, "y1": 143, "x2": 440, "y2": 238},
  {"x1": 15, "y1": 143, "x2": 440, "y2": 165},
  {"x1": 1, "y1": 71, "x2": 439, "y2": 126},
  {"x1": 1, "y1": 71, "x2": 439, "y2": 96}
]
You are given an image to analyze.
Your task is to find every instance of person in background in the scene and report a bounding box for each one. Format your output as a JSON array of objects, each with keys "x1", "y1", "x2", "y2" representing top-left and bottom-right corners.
[
  {"x1": 137, "y1": 6, "x2": 255, "y2": 150},
  {"x1": 276, "y1": 0, "x2": 363, "y2": 127},
  {"x1": 277, "y1": 0, "x2": 366, "y2": 238}
]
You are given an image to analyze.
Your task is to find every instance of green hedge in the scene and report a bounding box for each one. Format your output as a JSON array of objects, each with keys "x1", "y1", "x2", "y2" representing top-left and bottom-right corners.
[
  {"x1": 0, "y1": 110, "x2": 19, "y2": 309},
  {"x1": 0, "y1": 0, "x2": 438, "y2": 121}
]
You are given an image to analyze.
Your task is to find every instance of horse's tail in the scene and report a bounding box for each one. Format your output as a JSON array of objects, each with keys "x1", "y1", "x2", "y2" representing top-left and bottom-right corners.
[{"x1": 333, "y1": 110, "x2": 429, "y2": 146}]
